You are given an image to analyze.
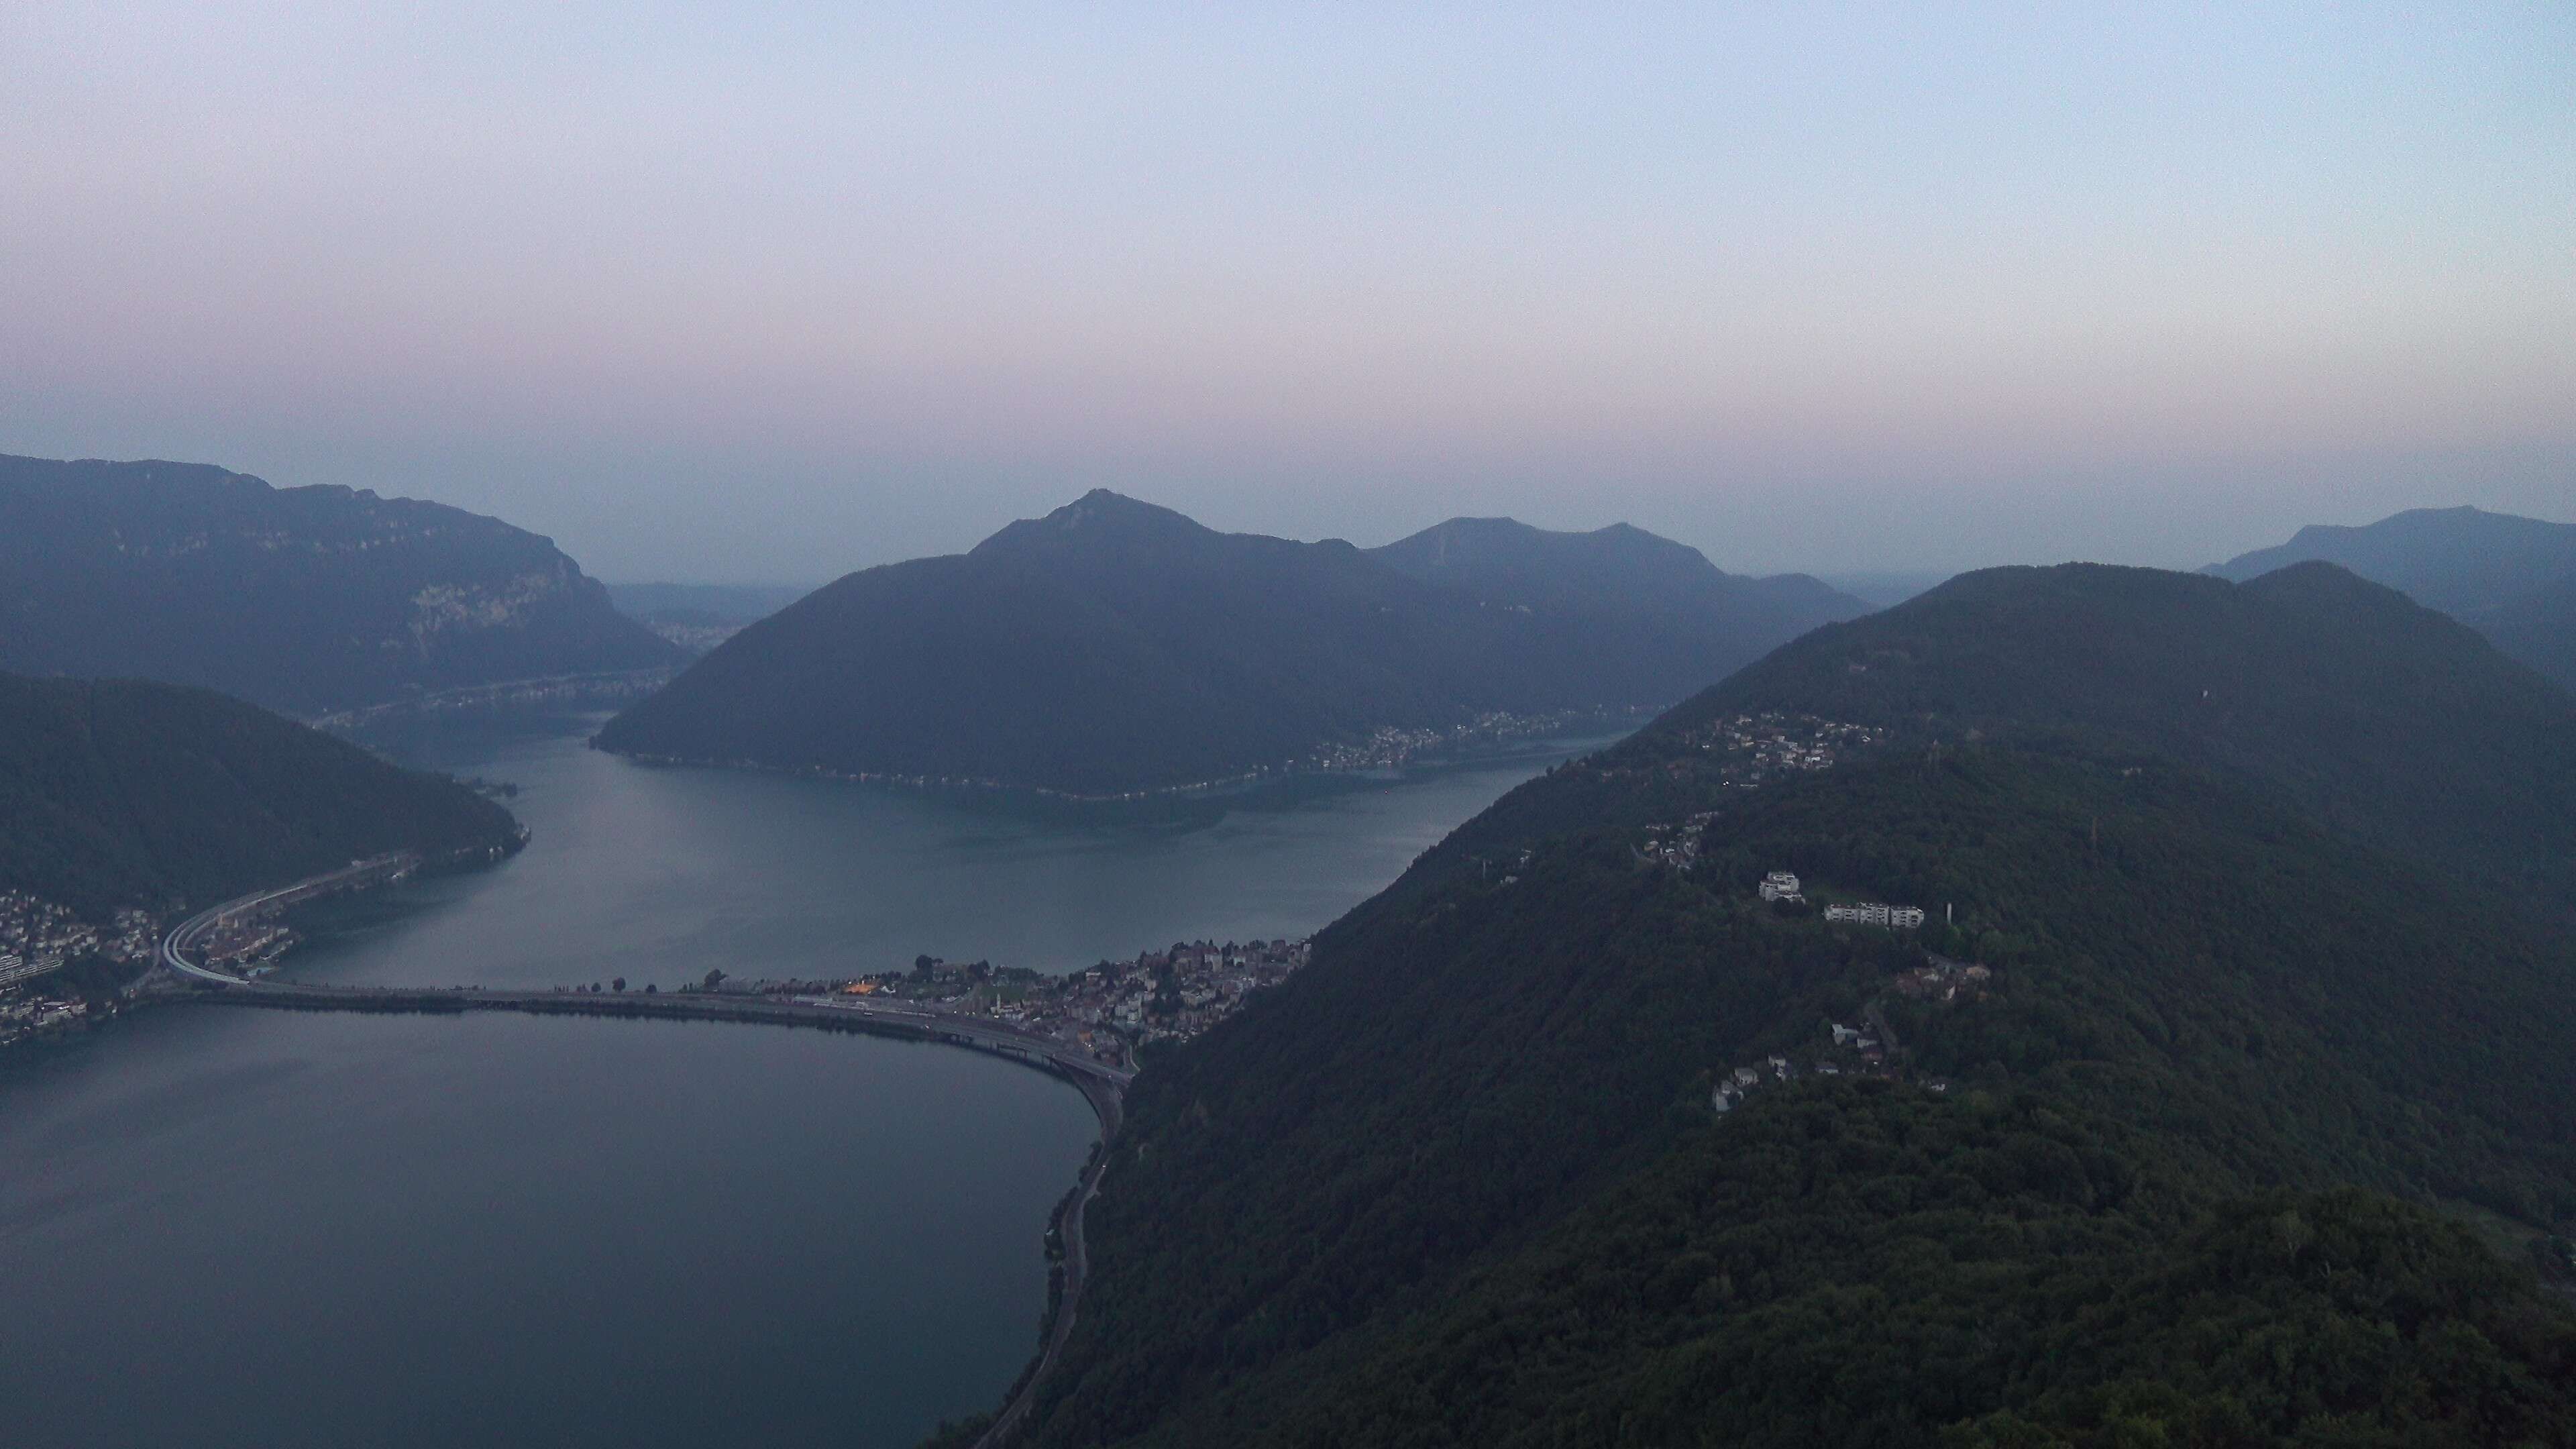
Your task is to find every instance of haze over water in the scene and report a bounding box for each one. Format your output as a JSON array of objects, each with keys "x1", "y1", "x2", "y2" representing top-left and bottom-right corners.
[{"x1": 0, "y1": 720, "x2": 1603, "y2": 1448}]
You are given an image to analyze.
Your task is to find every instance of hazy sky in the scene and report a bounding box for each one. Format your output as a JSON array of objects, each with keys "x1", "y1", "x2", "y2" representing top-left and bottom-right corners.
[{"x1": 4, "y1": 4, "x2": 2569, "y2": 583}]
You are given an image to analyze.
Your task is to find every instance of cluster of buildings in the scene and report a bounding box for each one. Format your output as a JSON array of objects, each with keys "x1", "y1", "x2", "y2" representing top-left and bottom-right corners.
[
  {"x1": 1679, "y1": 712, "x2": 1887, "y2": 786},
  {"x1": 1638, "y1": 813, "x2": 1719, "y2": 870},
  {"x1": 1890, "y1": 953, "x2": 1993, "y2": 1003},
  {"x1": 1825, "y1": 901, "x2": 1927, "y2": 929},
  {"x1": 1754, "y1": 871, "x2": 1927, "y2": 928},
  {"x1": 708, "y1": 936, "x2": 1316, "y2": 1071},
  {"x1": 1711, "y1": 1026, "x2": 1921, "y2": 1114},
  {"x1": 1711, "y1": 1011, "x2": 1959, "y2": 1116},
  {"x1": 1300, "y1": 708, "x2": 1607, "y2": 775},
  {"x1": 0, "y1": 890, "x2": 99, "y2": 991},
  {"x1": 315, "y1": 668, "x2": 673, "y2": 735},
  {"x1": 1053, "y1": 938, "x2": 1311, "y2": 1048},
  {"x1": 191, "y1": 916, "x2": 300, "y2": 975},
  {"x1": 1, "y1": 994, "x2": 90, "y2": 1046},
  {"x1": 0, "y1": 892, "x2": 160, "y2": 1049}
]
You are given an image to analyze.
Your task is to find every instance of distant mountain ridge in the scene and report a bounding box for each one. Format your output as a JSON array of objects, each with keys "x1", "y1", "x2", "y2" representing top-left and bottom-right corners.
[
  {"x1": 596, "y1": 492, "x2": 1868, "y2": 796},
  {"x1": 1368, "y1": 514, "x2": 1855, "y2": 623},
  {"x1": 2208, "y1": 505, "x2": 2576, "y2": 691},
  {"x1": 0, "y1": 453, "x2": 679, "y2": 716}
]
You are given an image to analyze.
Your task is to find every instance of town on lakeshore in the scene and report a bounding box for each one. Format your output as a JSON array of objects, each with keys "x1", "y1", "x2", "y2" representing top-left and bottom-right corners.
[
  {"x1": 1, "y1": 853, "x2": 1313, "y2": 1072},
  {"x1": 0, "y1": 890, "x2": 159, "y2": 1046},
  {"x1": 662, "y1": 936, "x2": 1315, "y2": 1073}
]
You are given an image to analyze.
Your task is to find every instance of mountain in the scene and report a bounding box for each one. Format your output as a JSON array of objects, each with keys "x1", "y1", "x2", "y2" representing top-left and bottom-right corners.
[
  {"x1": 0, "y1": 453, "x2": 680, "y2": 716},
  {"x1": 981, "y1": 561, "x2": 2576, "y2": 1448},
  {"x1": 1366, "y1": 515, "x2": 1854, "y2": 619},
  {"x1": 596, "y1": 492, "x2": 1866, "y2": 796},
  {"x1": 2478, "y1": 575, "x2": 2576, "y2": 698},
  {"x1": 2208, "y1": 506, "x2": 2576, "y2": 614},
  {"x1": 2208, "y1": 506, "x2": 2576, "y2": 691},
  {"x1": 0, "y1": 672, "x2": 522, "y2": 921},
  {"x1": 1365, "y1": 517, "x2": 1866, "y2": 702},
  {"x1": 1634, "y1": 561, "x2": 2576, "y2": 909}
]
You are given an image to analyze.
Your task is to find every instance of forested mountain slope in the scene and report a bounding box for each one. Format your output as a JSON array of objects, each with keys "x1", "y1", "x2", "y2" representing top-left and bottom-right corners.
[
  {"x1": 2476, "y1": 574, "x2": 2576, "y2": 698},
  {"x1": 1367, "y1": 515, "x2": 1864, "y2": 667},
  {"x1": 0, "y1": 672, "x2": 522, "y2": 919},
  {"x1": 998, "y1": 563, "x2": 2576, "y2": 1449},
  {"x1": 0, "y1": 453, "x2": 678, "y2": 715},
  {"x1": 1627, "y1": 561, "x2": 2576, "y2": 909},
  {"x1": 597, "y1": 492, "x2": 1863, "y2": 796}
]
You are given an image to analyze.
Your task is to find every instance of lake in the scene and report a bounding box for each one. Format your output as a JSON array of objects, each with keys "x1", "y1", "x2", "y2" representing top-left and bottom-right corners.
[{"x1": 0, "y1": 720, "x2": 1607, "y2": 1448}]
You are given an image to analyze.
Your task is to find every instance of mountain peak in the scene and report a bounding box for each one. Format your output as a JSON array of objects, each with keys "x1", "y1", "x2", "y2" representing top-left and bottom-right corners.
[{"x1": 970, "y1": 490, "x2": 1222, "y2": 561}]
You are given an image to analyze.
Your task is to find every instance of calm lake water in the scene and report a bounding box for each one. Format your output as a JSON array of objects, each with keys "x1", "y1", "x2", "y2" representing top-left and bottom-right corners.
[{"x1": 0, "y1": 720, "x2": 1607, "y2": 1449}]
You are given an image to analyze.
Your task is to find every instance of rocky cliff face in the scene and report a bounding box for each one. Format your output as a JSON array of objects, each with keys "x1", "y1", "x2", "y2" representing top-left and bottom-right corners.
[{"x1": 0, "y1": 453, "x2": 678, "y2": 715}]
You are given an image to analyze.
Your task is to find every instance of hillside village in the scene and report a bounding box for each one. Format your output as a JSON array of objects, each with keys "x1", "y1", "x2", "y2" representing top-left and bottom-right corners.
[
  {"x1": 0, "y1": 891, "x2": 159, "y2": 1048},
  {"x1": 1712, "y1": 951, "x2": 1996, "y2": 1115},
  {"x1": 1678, "y1": 712, "x2": 1888, "y2": 784}
]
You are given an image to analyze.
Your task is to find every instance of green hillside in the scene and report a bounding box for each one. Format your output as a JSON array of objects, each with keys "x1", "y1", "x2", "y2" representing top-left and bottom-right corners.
[
  {"x1": 1631, "y1": 561, "x2": 2576, "y2": 908},
  {"x1": 2477, "y1": 575, "x2": 2576, "y2": 696},
  {"x1": 595, "y1": 493, "x2": 1864, "y2": 796},
  {"x1": 996, "y1": 564, "x2": 2576, "y2": 1448},
  {"x1": 0, "y1": 672, "x2": 523, "y2": 920}
]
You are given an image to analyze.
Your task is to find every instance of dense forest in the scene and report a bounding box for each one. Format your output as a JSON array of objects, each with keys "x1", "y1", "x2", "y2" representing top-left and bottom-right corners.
[
  {"x1": 999, "y1": 563, "x2": 2576, "y2": 1448},
  {"x1": 0, "y1": 672, "x2": 523, "y2": 919},
  {"x1": 594, "y1": 492, "x2": 1864, "y2": 796},
  {"x1": 1635, "y1": 562, "x2": 2576, "y2": 910},
  {"x1": 0, "y1": 453, "x2": 677, "y2": 715}
]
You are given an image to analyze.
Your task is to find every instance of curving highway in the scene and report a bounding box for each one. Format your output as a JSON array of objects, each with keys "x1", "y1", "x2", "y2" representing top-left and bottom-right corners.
[{"x1": 158, "y1": 855, "x2": 421, "y2": 985}]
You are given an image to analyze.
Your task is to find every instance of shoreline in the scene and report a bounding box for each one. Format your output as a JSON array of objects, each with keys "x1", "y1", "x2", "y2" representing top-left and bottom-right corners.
[
  {"x1": 164, "y1": 978, "x2": 1125, "y2": 1449},
  {"x1": 592, "y1": 722, "x2": 1638, "y2": 808}
]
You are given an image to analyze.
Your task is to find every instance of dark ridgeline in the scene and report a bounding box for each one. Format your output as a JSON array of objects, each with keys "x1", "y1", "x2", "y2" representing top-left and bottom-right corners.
[
  {"x1": 0, "y1": 453, "x2": 680, "y2": 716},
  {"x1": 2479, "y1": 574, "x2": 2576, "y2": 700},
  {"x1": 2209, "y1": 504, "x2": 2576, "y2": 692},
  {"x1": 990, "y1": 561, "x2": 2576, "y2": 1448},
  {"x1": 1644, "y1": 561, "x2": 2576, "y2": 910},
  {"x1": 594, "y1": 491, "x2": 1868, "y2": 795},
  {"x1": 0, "y1": 672, "x2": 521, "y2": 919}
]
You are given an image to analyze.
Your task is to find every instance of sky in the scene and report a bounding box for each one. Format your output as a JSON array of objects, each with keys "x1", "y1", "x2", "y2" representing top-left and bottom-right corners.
[{"x1": 3, "y1": 3, "x2": 2569, "y2": 584}]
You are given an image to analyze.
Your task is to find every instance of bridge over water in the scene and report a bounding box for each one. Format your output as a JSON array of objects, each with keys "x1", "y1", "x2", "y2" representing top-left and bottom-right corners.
[
  {"x1": 157, "y1": 869, "x2": 1132, "y2": 1446},
  {"x1": 180, "y1": 980, "x2": 1130, "y2": 1124}
]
